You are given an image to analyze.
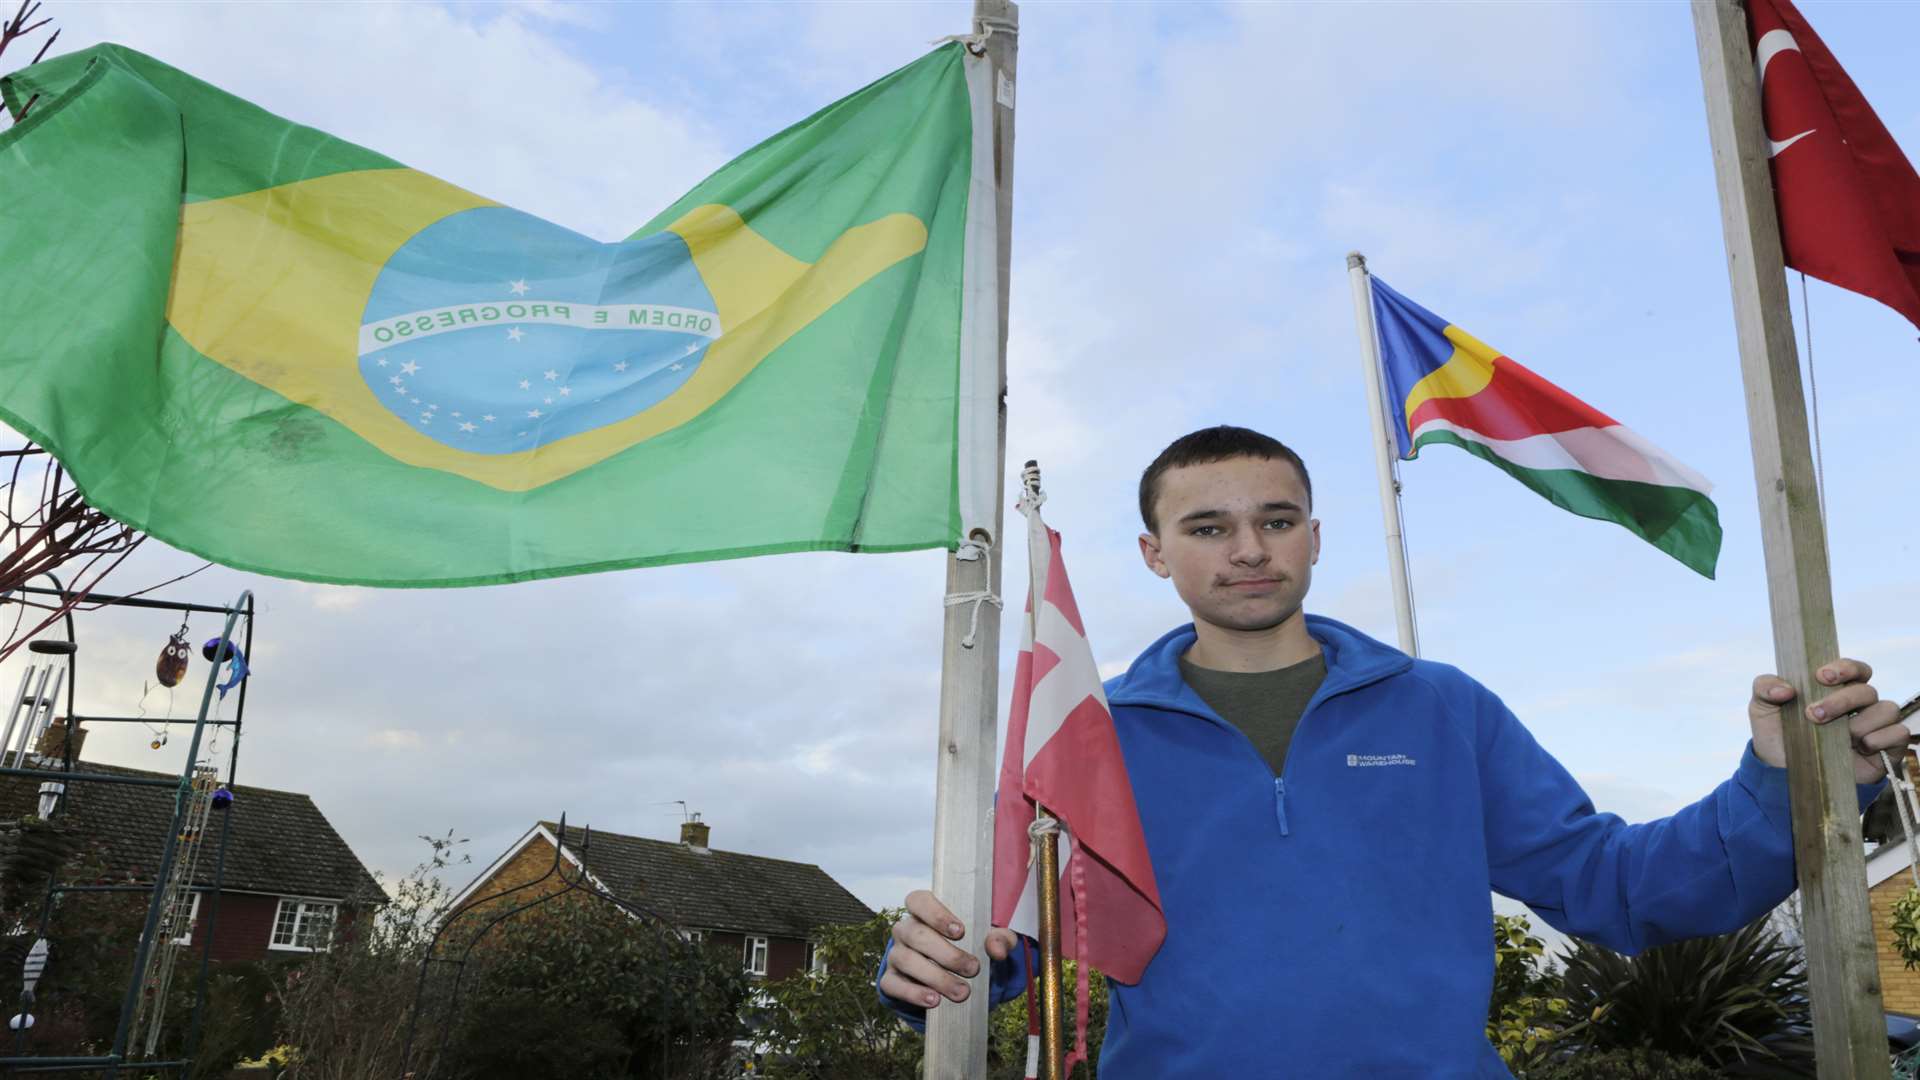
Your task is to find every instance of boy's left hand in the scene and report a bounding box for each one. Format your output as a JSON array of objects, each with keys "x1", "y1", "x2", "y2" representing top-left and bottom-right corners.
[{"x1": 1750, "y1": 659, "x2": 1910, "y2": 785}]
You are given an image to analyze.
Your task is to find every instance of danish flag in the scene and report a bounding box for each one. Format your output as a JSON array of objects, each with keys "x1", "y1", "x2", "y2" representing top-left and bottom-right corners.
[{"x1": 991, "y1": 470, "x2": 1164, "y2": 1072}]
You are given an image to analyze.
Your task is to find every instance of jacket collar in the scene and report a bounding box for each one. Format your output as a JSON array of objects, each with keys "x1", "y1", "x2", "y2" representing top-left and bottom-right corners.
[{"x1": 1105, "y1": 614, "x2": 1414, "y2": 714}]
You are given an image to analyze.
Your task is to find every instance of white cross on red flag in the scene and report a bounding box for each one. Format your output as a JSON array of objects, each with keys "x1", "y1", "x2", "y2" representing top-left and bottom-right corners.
[{"x1": 991, "y1": 483, "x2": 1164, "y2": 990}]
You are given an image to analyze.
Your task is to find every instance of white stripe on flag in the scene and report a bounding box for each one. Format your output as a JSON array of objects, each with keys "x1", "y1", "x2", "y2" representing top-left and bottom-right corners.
[{"x1": 1411, "y1": 418, "x2": 1713, "y2": 494}]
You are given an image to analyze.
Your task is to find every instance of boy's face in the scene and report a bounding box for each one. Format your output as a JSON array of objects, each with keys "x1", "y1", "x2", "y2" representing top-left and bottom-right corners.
[{"x1": 1138, "y1": 456, "x2": 1320, "y2": 635}]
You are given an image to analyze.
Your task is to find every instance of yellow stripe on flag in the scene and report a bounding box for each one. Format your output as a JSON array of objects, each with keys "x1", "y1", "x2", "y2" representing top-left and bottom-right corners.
[{"x1": 1400, "y1": 325, "x2": 1502, "y2": 423}]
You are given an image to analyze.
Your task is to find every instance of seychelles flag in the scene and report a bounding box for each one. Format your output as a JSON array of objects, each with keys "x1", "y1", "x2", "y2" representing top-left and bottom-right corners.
[
  {"x1": 1370, "y1": 278, "x2": 1722, "y2": 578},
  {"x1": 0, "y1": 42, "x2": 1001, "y2": 586}
]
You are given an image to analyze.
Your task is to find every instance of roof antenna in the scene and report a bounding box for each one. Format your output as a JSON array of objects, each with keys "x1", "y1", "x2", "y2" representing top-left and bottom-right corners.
[{"x1": 652, "y1": 799, "x2": 690, "y2": 823}]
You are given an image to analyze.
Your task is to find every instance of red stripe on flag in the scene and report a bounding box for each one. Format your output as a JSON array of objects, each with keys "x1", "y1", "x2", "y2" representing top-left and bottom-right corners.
[
  {"x1": 1042, "y1": 527, "x2": 1087, "y2": 637},
  {"x1": 1406, "y1": 354, "x2": 1617, "y2": 442}
]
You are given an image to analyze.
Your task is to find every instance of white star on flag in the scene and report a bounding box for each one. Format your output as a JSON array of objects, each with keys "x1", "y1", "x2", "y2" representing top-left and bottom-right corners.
[
  {"x1": 526, "y1": 409, "x2": 543, "y2": 419},
  {"x1": 613, "y1": 360, "x2": 630, "y2": 372},
  {"x1": 400, "y1": 360, "x2": 420, "y2": 376},
  {"x1": 389, "y1": 375, "x2": 403, "y2": 386},
  {"x1": 508, "y1": 279, "x2": 530, "y2": 296},
  {"x1": 376, "y1": 358, "x2": 389, "y2": 367},
  {"x1": 518, "y1": 380, "x2": 531, "y2": 390},
  {"x1": 458, "y1": 421, "x2": 478, "y2": 433},
  {"x1": 482, "y1": 414, "x2": 496, "y2": 422},
  {"x1": 507, "y1": 327, "x2": 524, "y2": 342},
  {"x1": 418, "y1": 413, "x2": 432, "y2": 424},
  {"x1": 558, "y1": 387, "x2": 571, "y2": 397},
  {"x1": 670, "y1": 363, "x2": 684, "y2": 372},
  {"x1": 543, "y1": 370, "x2": 559, "y2": 381}
]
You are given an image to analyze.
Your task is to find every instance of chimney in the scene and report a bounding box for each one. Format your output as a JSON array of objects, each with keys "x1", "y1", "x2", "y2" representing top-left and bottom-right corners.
[
  {"x1": 680, "y1": 814, "x2": 711, "y2": 853},
  {"x1": 33, "y1": 716, "x2": 85, "y2": 763}
]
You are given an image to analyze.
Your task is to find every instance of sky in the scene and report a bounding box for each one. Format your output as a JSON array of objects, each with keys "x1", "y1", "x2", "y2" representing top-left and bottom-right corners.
[{"x1": 3, "y1": 0, "x2": 1919, "y2": 945}]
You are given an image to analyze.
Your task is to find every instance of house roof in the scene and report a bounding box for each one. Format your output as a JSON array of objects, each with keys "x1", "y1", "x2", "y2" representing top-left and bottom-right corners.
[
  {"x1": 0, "y1": 758, "x2": 381, "y2": 902},
  {"x1": 533, "y1": 821, "x2": 873, "y2": 939}
]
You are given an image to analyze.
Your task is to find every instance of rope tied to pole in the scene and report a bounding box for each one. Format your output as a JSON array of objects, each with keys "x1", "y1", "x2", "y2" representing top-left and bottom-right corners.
[
  {"x1": 930, "y1": 12, "x2": 1017, "y2": 55},
  {"x1": 944, "y1": 529, "x2": 1002, "y2": 650}
]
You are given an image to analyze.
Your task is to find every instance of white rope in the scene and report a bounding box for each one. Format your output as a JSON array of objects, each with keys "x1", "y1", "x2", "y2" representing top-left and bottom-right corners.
[
  {"x1": 945, "y1": 532, "x2": 1000, "y2": 649},
  {"x1": 1799, "y1": 274, "x2": 1829, "y2": 529},
  {"x1": 1028, "y1": 814, "x2": 1061, "y2": 841},
  {"x1": 930, "y1": 13, "x2": 1017, "y2": 55},
  {"x1": 1882, "y1": 750, "x2": 1920, "y2": 890}
]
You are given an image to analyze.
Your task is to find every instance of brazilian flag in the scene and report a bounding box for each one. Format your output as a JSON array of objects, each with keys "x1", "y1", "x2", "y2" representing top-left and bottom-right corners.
[{"x1": 0, "y1": 42, "x2": 999, "y2": 586}]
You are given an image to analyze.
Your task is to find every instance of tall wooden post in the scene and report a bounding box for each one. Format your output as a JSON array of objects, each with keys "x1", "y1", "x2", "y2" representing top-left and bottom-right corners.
[
  {"x1": 925, "y1": 2, "x2": 1017, "y2": 1077},
  {"x1": 1691, "y1": 3, "x2": 1887, "y2": 1075}
]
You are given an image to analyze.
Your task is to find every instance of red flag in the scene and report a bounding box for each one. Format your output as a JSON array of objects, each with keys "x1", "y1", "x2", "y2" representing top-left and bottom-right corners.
[
  {"x1": 991, "y1": 488, "x2": 1163, "y2": 988},
  {"x1": 1748, "y1": 0, "x2": 1920, "y2": 333}
]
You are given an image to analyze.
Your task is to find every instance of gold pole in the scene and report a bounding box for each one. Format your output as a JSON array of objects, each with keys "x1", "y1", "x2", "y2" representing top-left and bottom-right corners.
[{"x1": 1034, "y1": 805, "x2": 1064, "y2": 1080}]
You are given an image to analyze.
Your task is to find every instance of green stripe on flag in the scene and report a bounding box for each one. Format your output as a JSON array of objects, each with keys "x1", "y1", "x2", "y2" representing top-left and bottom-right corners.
[{"x1": 1414, "y1": 431, "x2": 1723, "y2": 579}]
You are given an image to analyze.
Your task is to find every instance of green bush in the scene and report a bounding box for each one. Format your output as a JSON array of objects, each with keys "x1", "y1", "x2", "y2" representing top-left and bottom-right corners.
[
  {"x1": 757, "y1": 911, "x2": 922, "y2": 1080},
  {"x1": 1529, "y1": 1046, "x2": 1718, "y2": 1080},
  {"x1": 1555, "y1": 919, "x2": 1812, "y2": 1078}
]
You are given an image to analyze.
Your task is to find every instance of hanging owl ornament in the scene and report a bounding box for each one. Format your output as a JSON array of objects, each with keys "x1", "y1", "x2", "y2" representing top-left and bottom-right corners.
[{"x1": 155, "y1": 621, "x2": 191, "y2": 688}]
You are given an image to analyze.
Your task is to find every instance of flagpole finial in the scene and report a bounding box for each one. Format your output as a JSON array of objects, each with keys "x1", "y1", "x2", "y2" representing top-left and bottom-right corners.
[
  {"x1": 1346, "y1": 251, "x2": 1367, "y2": 271},
  {"x1": 1022, "y1": 459, "x2": 1041, "y2": 497}
]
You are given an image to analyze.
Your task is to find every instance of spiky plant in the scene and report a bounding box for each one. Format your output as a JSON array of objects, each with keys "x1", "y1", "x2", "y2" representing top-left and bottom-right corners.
[{"x1": 1555, "y1": 920, "x2": 1812, "y2": 1078}]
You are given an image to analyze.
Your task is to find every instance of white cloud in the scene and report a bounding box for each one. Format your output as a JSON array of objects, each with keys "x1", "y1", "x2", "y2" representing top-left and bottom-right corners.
[{"x1": 39, "y1": 2, "x2": 727, "y2": 240}]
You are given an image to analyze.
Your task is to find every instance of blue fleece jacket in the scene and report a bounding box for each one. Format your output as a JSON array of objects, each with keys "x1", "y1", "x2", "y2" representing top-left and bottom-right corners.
[{"x1": 879, "y1": 615, "x2": 1880, "y2": 1077}]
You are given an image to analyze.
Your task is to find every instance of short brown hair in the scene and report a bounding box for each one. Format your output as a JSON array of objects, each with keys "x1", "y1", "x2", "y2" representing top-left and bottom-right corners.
[{"x1": 1138, "y1": 426, "x2": 1313, "y2": 532}]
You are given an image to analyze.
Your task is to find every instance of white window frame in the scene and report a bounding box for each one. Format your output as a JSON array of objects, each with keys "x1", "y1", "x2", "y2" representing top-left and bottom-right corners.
[
  {"x1": 170, "y1": 892, "x2": 202, "y2": 946},
  {"x1": 684, "y1": 928, "x2": 704, "y2": 945},
  {"x1": 744, "y1": 935, "x2": 769, "y2": 976},
  {"x1": 268, "y1": 897, "x2": 338, "y2": 953},
  {"x1": 806, "y1": 940, "x2": 828, "y2": 977}
]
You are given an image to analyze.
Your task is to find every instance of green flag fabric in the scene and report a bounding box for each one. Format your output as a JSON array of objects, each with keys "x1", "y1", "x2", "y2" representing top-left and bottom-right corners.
[{"x1": 0, "y1": 43, "x2": 998, "y2": 586}]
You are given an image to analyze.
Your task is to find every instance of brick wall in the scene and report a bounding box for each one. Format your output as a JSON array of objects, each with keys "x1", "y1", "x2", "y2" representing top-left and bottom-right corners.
[
  {"x1": 452, "y1": 834, "x2": 578, "y2": 927},
  {"x1": 187, "y1": 891, "x2": 358, "y2": 963},
  {"x1": 197, "y1": 892, "x2": 279, "y2": 963},
  {"x1": 1873, "y1": 873, "x2": 1920, "y2": 1015}
]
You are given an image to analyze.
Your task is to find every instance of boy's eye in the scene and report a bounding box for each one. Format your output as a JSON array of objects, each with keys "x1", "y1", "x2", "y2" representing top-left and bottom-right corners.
[
  {"x1": 1189, "y1": 525, "x2": 1221, "y2": 537},
  {"x1": 1265, "y1": 519, "x2": 1293, "y2": 530}
]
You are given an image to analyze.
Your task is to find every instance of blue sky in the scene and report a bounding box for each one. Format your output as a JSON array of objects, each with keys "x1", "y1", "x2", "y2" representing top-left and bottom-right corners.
[{"x1": 4, "y1": 1, "x2": 1918, "y2": 931}]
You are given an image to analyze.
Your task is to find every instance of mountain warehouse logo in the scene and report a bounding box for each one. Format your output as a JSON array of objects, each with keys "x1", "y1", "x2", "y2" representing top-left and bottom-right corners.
[{"x1": 1347, "y1": 753, "x2": 1417, "y2": 768}]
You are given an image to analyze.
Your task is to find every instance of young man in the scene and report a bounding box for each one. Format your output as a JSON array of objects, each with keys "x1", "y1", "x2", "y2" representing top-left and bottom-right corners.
[{"x1": 876, "y1": 425, "x2": 1910, "y2": 1078}]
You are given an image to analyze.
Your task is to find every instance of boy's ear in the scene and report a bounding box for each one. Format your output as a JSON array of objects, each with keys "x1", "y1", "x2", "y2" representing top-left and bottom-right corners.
[
  {"x1": 1311, "y1": 518, "x2": 1321, "y2": 565},
  {"x1": 1139, "y1": 532, "x2": 1170, "y2": 578}
]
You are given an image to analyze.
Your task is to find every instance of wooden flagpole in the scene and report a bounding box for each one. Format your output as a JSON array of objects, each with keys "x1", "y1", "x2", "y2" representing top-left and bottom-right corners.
[
  {"x1": 1691, "y1": 3, "x2": 1888, "y2": 1075},
  {"x1": 925, "y1": 2, "x2": 1018, "y2": 1077}
]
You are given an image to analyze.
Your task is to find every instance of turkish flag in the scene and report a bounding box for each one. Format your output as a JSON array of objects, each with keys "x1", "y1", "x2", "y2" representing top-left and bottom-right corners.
[{"x1": 1748, "y1": 0, "x2": 1920, "y2": 334}]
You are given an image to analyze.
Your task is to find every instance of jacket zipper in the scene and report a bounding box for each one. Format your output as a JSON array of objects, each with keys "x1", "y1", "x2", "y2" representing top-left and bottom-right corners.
[{"x1": 1273, "y1": 777, "x2": 1290, "y2": 836}]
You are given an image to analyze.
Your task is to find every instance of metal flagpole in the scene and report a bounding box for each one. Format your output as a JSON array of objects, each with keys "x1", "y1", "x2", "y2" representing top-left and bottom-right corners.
[
  {"x1": 1691, "y1": 3, "x2": 1886, "y2": 1076},
  {"x1": 925, "y1": 2, "x2": 1018, "y2": 1077},
  {"x1": 1345, "y1": 252, "x2": 1420, "y2": 657}
]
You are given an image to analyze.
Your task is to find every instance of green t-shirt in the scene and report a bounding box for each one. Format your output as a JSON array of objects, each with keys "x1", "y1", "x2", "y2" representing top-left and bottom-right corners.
[{"x1": 1177, "y1": 651, "x2": 1328, "y2": 776}]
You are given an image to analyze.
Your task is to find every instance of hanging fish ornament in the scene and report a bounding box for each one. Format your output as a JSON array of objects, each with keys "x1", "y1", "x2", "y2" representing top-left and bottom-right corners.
[
  {"x1": 202, "y1": 638, "x2": 249, "y2": 699},
  {"x1": 155, "y1": 621, "x2": 191, "y2": 688}
]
